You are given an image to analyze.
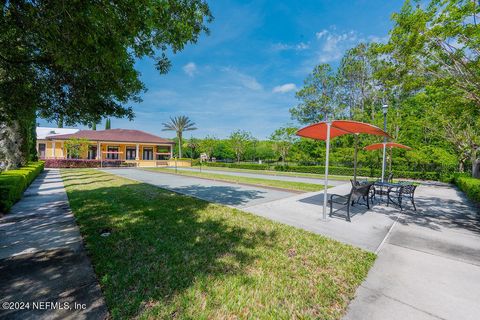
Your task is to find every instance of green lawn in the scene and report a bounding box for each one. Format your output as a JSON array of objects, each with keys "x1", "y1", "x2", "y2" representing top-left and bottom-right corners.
[
  {"x1": 193, "y1": 165, "x2": 354, "y2": 181},
  {"x1": 62, "y1": 169, "x2": 375, "y2": 319},
  {"x1": 144, "y1": 167, "x2": 327, "y2": 192}
]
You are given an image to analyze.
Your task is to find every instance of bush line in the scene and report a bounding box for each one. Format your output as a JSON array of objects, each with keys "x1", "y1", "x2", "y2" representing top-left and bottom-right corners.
[
  {"x1": 199, "y1": 162, "x2": 452, "y2": 181},
  {"x1": 0, "y1": 161, "x2": 45, "y2": 213}
]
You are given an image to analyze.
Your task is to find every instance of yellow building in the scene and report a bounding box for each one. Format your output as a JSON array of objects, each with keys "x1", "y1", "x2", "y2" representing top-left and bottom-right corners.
[{"x1": 36, "y1": 127, "x2": 175, "y2": 167}]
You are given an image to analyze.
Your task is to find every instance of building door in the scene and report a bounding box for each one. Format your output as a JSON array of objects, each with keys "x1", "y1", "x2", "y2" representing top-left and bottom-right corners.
[
  {"x1": 143, "y1": 147, "x2": 153, "y2": 160},
  {"x1": 88, "y1": 146, "x2": 97, "y2": 159},
  {"x1": 38, "y1": 143, "x2": 46, "y2": 159},
  {"x1": 126, "y1": 147, "x2": 136, "y2": 160}
]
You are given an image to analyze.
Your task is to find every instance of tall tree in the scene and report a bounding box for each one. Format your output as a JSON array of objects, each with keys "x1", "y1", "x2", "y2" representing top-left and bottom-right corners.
[
  {"x1": 337, "y1": 43, "x2": 386, "y2": 121},
  {"x1": 199, "y1": 135, "x2": 217, "y2": 160},
  {"x1": 290, "y1": 64, "x2": 337, "y2": 124},
  {"x1": 105, "y1": 119, "x2": 111, "y2": 130},
  {"x1": 386, "y1": 0, "x2": 480, "y2": 106},
  {"x1": 0, "y1": 0, "x2": 212, "y2": 168},
  {"x1": 228, "y1": 130, "x2": 253, "y2": 162},
  {"x1": 270, "y1": 126, "x2": 298, "y2": 165},
  {"x1": 162, "y1": 116, "x2": 197, "y2": 158}
]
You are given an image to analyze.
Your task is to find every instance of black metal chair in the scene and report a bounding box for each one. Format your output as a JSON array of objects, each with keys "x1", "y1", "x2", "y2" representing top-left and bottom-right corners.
[
  {"x1": 329, "y1": 183, "x2": 374, "y2": 222},
  {"x1": 387, "y1": 172, "x2": 394, "y2": 183},
  {"x1": 351, "y1": 179, "x2": 375, "y2": 204},
  {"x1": 388, "y1": 184, "x2": 417, "y2": 211}
]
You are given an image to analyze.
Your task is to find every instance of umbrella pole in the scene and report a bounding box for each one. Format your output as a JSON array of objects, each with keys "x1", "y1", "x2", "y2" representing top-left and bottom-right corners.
[
  {"x1": 353, "y1": 134, "x2": 358, "y2": 183},
  {"x1": 381, "y1": 142, "x2": 386, "y2": 182},
  {"x1": 323, "y1": 122, "x2": 331, "y2": 220}
]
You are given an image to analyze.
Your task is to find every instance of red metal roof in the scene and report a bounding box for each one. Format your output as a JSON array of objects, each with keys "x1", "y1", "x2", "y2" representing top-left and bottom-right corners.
[
  {"x1": 296, "y1": 120, "x2": 391, "y2": 140},
  {"x1": 364, "y1": 142, "x2": 411, "y2": 151},
  {"x1": 46, "y1": 129, "x2": 174, "y2": 144}
]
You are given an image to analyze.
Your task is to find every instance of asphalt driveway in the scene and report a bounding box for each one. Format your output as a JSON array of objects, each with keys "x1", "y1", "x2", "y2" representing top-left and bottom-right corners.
[{"x1": 101, "y1": 168, "x2": 298, "y2": 208}]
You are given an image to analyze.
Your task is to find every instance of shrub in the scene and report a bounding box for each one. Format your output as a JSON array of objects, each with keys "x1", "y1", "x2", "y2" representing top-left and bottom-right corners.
[
  {"x1": 200, "y1": 162, "x2": 449, "y2": 181},
  {"x1": 203, "y1": 162, "x2": 270, "y2": 170},
  {"x1": 0, "y1": 161, "x2": 44, "y2": 213},
  {"x1": 453, "y1": 173, "x2": 480, "y2": 203},
  {"x1": 45, "y1": 159, "x2": 135, "y2": 168}
]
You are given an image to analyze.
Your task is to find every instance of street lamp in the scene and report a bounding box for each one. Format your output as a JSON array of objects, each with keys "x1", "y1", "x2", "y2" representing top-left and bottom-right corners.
[{"x1": 381, "y1": 104, "x2": 388, "y2": 182}]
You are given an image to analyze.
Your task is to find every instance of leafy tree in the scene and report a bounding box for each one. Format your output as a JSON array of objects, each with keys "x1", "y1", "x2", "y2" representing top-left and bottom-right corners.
[
  {"x1": 387, "y1": 0, "x2": 480, "y2": 108},
  {"x1": 162, "y1": 116, "x2": 197, "y2": 158},
  {"x1": 0, "y1": 0, "x2": 212, "y2": 168},
  {"x1": 270, "y1": 126, "x2": 298, "y2": 165},
  {"x1": 228, "y1": 130, "x2": 254, "y2": 162},
  {"x1": 64, "y1": 138, "x2": 90, "y2": 159},
  {"x1": 290, "y1": 64, "x2": 337, "y2": 124},
  {"x1": 185, "y1": 137, "x2": 200, "y2": 159},
  {"x1": 199, "y1": 135, "x2": 217, "y2": 160}
]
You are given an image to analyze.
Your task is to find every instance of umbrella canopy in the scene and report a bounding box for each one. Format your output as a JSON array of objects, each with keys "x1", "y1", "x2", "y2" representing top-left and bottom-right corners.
[
  {"x1": 364, "y1": 142, "x2": 412, "y2": 151},
  {"x1": 297, "y1": 120, "x2": 391, "y2": 220},
  {"x1": 297, "y1": 120, "x2": 390, "y2": 140}
]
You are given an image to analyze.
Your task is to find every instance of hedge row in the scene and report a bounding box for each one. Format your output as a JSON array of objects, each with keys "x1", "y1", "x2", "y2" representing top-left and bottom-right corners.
[
  {"x1": 202, "y1": 162, "x2": 450, "y2": 181},
  {"x1": 0, "y1": 162, "x2": 44, "y2": 213},
  {"x1": 45, "y1": 159, "x2": 135, "y2": 168},
  {"x1": 202, "y1": 162, "x2": 270, "y2": 170},
  {"x1": 453, "y1": 174, "x2": 480, "y2": 203}
]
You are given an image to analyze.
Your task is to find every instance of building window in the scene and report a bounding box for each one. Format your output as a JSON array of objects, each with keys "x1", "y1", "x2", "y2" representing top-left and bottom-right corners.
[
  {"x1": 143, "y1": 147, "x2": 153, "y2": 160},
  {"x1": 107, "y1": 146, "x2": 119, "y2": 160},
  {"x1": 126, "y1": 147, "x2": 136, "y2": 160},
  {"x1": 88, "y1": 145, "x2": 97, "y2": 160},
  {"x1": 38, "y1": 143, "x2": 46, "y2": 159}
]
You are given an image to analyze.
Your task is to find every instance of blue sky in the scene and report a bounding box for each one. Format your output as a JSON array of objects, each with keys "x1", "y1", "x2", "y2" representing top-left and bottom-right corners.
[{"x1": 40, "y1": 0, "x2": 404, "y2": 139}]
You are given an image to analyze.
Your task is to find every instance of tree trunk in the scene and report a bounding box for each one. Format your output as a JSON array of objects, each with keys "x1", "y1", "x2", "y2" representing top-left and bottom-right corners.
[
  {"x1": 178, "y1": 133, "x2": 182, "y2": 158},
  {"x1": 472, "y1": 159, "x2": 480, "y2": 178},
  {"x1": 0, "y1": 120, "x2": 25, "y2": 170}
]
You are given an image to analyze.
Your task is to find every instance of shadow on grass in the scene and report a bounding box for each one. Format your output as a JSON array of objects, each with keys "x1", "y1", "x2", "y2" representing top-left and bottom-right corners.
[{"x1": 63, "y1": 172, "x2": 277, "y2": 318}]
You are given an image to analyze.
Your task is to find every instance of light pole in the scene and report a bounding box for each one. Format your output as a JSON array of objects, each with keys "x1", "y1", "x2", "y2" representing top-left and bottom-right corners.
[{"x1": 381, "y1": 104, "x2": 388, "y2": 182}]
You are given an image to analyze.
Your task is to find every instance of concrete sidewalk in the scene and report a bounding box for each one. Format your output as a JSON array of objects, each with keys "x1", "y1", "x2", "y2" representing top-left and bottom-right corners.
[
  {"x1": 0, "y1": 169, "x2": 108, "y2": 320},
  {"x1": 344, "y1": 184, "x2": 480, "y2": 320}
]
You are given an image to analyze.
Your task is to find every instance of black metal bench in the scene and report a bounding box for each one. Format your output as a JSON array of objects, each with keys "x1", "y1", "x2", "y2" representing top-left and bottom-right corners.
[
  {"x1": 388, "y1": 184, "x2": 417, "y2": 211},
  {"x1": 328, "y1": 182, "x2": 374, "y2": 222}
]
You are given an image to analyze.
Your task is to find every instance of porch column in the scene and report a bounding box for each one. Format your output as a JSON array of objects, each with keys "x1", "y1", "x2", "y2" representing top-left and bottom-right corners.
[
  {"x1": 170, "y1": 145, "x2": 173, "y2": 158},
  {"x1": 61, "y1": 142, "x2": 64, "y2": 158},
  {"x1": 135, "y1": 143, "x2": 140, "y2": 160},
  {"x1": 96, "y1": 141, "x2": 101, "y2": 160},
  {"x1": 52, "y1": 141, "x2": 56, "y2": 158}
]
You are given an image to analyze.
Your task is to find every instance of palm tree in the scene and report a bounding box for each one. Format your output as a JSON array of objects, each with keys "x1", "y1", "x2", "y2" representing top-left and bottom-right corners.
[{"x1": 162, "y1": 116, "x2": 197, "y2": 158}]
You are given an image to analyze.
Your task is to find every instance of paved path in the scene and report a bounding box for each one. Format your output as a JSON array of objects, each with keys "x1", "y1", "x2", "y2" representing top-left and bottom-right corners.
[
  {"x1": 0, "y1": 169, "x2": 108, "y2": 320},
  {"x1": 102, "y1": 168, "x2": 298, "y2": 208},
  {"x1": 171, "y1": 166, "x2": 347, "y2": 186},
  {"x1": 344, "y1": 184, "x2": 480, "y2": 320}
]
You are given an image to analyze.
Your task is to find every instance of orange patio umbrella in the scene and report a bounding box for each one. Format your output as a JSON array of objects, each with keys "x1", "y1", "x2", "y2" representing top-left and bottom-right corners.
[
  {"x1": 297, "y1": 120, "x2": 391, "y2": 220},
  {"x1": 364, "y1": 142, "x2": 412, "y2": 151},
  {"x1": 364, "y1": 142, "x2": 412, "y2": 178}
]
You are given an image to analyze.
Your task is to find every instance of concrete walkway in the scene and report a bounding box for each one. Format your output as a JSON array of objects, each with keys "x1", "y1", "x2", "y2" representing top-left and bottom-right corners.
[
  {"x1": 0, "y1": 169, "x2": 108, "y2": 320},
  {"x1": 102, "y1": 168, "x2": 298, "y2": 208},
  {"x1": 170, "y1": 166, "x2": 347, "y2": 186},
  {"x1": 344, "y1": 184, "x2": 480, "y2": 320}
]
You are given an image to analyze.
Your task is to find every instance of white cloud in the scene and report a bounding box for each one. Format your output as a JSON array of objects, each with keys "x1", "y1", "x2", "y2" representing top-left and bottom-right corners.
[
  {"x1": 315, "y1": 30, "x2": 328, "y2": 39},
  {"x1": 271, "y1": 42, "x2": 309, "y2": 52},
  {"x1": 222, "y1": 67, "x2": 263, "y2": 91},
  {"x1": 313, "y1": 29, "x2": 360, "y2": 63},
  {"x1": 273, "y1": 83, "x2": 297, "y2": 94},
  {"x1": 182, "y1": 62, "x2": 198, "y2": 77}
]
